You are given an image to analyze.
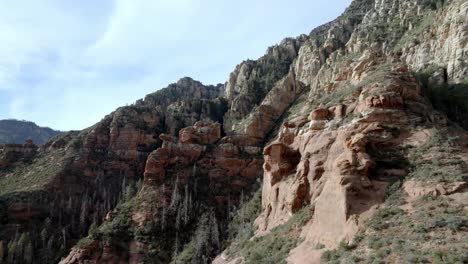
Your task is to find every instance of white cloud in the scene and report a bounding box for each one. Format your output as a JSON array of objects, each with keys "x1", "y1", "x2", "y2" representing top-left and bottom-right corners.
[
  {"x1": 85, "y1": 0, "x2": 196, "y2": 67},
  {"x1": 0, "y1": 0, "x2": 351, "y2": 130}
]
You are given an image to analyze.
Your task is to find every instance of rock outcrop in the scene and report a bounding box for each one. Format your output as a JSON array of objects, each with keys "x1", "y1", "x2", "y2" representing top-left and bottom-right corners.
[
  {"x1": 1, "y1": 0, "x2": 467, "y2": 263},
  {"x1": 0, "y1": 78, "x2": 227, "y2": 264},
  {"x1": 255, "y1": 65, "x2": 428, "y2": 263},
  {"x1": 61, "y1": 119, "x2": 264, "y2": 263},
  {"x1": 0, "y1": 140, "x2": 38, "y2": 169},
  {"x1": 219, "y1": 0, "x2": 467, "y2": 262}
]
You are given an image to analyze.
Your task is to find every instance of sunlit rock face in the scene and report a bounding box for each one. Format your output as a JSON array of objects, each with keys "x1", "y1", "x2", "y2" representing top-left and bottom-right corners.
[{"x1": 3, "y1": 0, "x2": 468, "y2": 263}]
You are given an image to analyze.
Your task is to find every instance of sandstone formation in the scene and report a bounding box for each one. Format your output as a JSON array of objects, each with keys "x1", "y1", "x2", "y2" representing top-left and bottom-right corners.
[{"x1": 1, "y1": 0, "x2": 467, "y2": 263}]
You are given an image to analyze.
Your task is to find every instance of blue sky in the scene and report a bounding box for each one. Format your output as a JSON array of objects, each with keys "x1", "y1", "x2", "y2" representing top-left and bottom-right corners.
[{"x1": 0, "y1": 0, "x2": 351, "y2": 131}]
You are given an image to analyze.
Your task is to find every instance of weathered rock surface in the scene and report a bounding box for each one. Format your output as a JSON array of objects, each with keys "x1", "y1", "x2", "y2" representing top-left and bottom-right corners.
[
  {"x1": 61, "y1": 118, "x2": 264, "y2": 263},
  {"x1": 3, "y1": 0, "x2": 468, "y2": 263},
  {"x1": 0, "y1": 78, "x2": 227, "y2": 264},
  {"x1": 223, "y1": 36, "x2": 308, "y2": 135}
]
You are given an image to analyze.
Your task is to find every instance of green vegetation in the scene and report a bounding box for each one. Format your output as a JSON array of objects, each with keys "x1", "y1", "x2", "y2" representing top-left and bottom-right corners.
[
  {"x1": 422, "y1": 0, "x2": 446, "y2": 10},
  {"x1": 96, "y1": 201, "x2": 135, "y2": 246},
  {"x1": 357, "y1": 63, "x2": 393, "y2": 95},
  {"x1": 226, "y1": 203, "x2": 312, "y2": 264},
  {"x1": 415, "y1": 66, "x2": 468, "y2": 129},
  {"x1": 224, "y1": 189, "x2": 263, "y2": 254},
  {"x1": 322, "y1": 194, "x2": 468, "y2": 264},
  {"x1": 367, "y1": 207, "x2": 405, "y2": 231},
  {"x1": 5, "y1": 232, "x2": 34, "y2": 264},
  {"x1": 0, "y1": 149, "x2": 67, "y2": 195},
  {"x1": 311, "y1": 62, "x2": 393, "y2": 113},
  {"x1": 407, "y1": 129, "x2": 467, "y2": 183},
  {"x1": 76, "y1": 237, "x2": 95, "y2": 249},
  {"x1": 322, "y1": 125, "x2": 467, "y2": 263},
  {"x1": 395, "y1": 13, "x2": 435, "y2": 51},
  {"x1": 313, "y1": 82, "x2": 360, "y2": 109},
  {"x1": 172, "y1": 241, "x2": 195, "y2": 264}
]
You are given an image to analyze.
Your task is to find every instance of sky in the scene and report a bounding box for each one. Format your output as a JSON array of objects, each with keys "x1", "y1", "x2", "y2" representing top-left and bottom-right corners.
[{"x1": 0, "y1": 0, "x2": 352, "y2": 131}]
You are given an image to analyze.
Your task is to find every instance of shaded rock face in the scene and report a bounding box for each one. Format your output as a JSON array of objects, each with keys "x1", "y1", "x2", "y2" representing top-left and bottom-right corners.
[
  {"x1": 61, "y1": 120, "x2": 264, "y2": 263},
  {"x1": 223, "y1": 36, "x2": 308, "y2": 135},
  {"x1": 242, "y1": 71, "x2": 306, "y2": 141},
  {"x1": 165, "y1": 98, "x2": 227, "y2": 136},
  {"x1": 0, "y1": 140, "x2": 38, "y2": 169}
]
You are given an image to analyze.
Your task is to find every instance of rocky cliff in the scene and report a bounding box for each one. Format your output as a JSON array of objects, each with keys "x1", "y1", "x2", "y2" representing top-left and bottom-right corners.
[{"x1": 0, "y1": 0, "x2": 467, "y2": 263}]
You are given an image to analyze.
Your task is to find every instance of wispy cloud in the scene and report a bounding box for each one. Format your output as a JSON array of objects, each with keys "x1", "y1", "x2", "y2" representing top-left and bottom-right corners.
[{"x1": 0, "y1": 0, "x2": 351, "y2": 130}]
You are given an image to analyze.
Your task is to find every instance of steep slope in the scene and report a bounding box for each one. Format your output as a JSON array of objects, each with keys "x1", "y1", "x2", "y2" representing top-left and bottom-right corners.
[
  {"x1": 219, "y1": 0, "x2": 468, "y2": 263},
  {"x1": 0, "y1": 119, "x2": 61, "y2": 144},
  {"x1": 59, "y1": 2, "x2": 381, "y2": 263},
  {"x1": 58, "y1": 34, "x2": 311, "y2": 264},
  {"x1": 0, "y1": 0, "x2": 467, "y2": 263},
  {"x1": 0, "y1": 78, "x2": 226, "y2": 263}
]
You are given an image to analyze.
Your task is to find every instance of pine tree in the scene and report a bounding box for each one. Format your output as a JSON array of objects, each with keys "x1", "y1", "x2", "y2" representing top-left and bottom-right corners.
[
  {"x1": 170, "y1": 177, "x2": 180, "y2": 209},
  {"x1": 0, "y1": 241, "x2": 4, "y2": 264},
  {"x1": 61, "y1": 228, "x2": 67, "y2": 250},
  {"x1": 173, "y1": 232, "x2": 180, "y2": 262},
  {"x1": 88, "y1": 222, "x2": 98, "y2": 238},
  {"x1": 136, "y1": 179, "x2": 143, "y2": 192},
  {"x1": 121, "y1": 176, "x2": 127, "y2": 199},
  {"x1": 80, "y1": 198, "x2": 88, "y2": 232},
  {"x1": 7, "y1": 239, "x2": 16, "y2": 263},
  {"x1": 40, "y1": 226, "x2": 48, "y2": 258},
  {"x1": 176, "y1": 207, "x2": 182, "y2": 230},
  {"x1": 125, "y1": 182, "x2": 135, "y2": 201},
  {"x1": 17, "y1": 233, "x2": 28, "y2": 260},
  {"x1": 161, "y1": 206, "x2": 167, "y2": 231},
  {"x1": 23, "y1": 241, "x2": 33, "y2": 264},
  {"x1": 183, "y1": 185, "x2": 190, "y2": 225},
  {"x1": 191, "y1": 212, "x2": 219, "y2": 264},
  {"x1": 44, "y1": 235, "x2": 55, "y2": 263},
  {"x1": 67, "y1": 196, "x2": 73, "y2": 211},
  {"x1": 209, "y1": 212, "x2": 220, "y2": 249}
]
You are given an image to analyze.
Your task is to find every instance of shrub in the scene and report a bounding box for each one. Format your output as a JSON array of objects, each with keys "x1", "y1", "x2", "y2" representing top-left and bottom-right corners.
[
  {"x1": 315, "y1": 243, "x2": 325, "y2": 249},
  {"x1": 321, "y1": 249, "x2": 342, "y2": 262},
  {"x1": 367, "y1": 207, "x2": 404, "y2": 230}
]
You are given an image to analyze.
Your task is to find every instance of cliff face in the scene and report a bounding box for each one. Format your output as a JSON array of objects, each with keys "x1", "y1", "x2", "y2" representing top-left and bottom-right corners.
[
  {"x1": 220, "y1": 0, "x2": 468, "y2": 263},
  {"x1": 0, "y1": 78, "x2": 226, "y2": 264},
  {"x1": 1, "y1": 0, "x2": 467, "y2": 263}
]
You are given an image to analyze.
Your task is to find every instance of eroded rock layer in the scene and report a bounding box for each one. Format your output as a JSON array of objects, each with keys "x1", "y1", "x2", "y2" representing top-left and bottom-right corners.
[{"x1": 1, "y1": 0, "x2": 467, "y2": 263}]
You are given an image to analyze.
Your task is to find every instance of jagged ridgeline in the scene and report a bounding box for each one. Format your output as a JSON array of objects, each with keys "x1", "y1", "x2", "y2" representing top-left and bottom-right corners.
[
  {"x1": 0, "y1": 0, "x2": 467, "y2": 263},
  {"x1": 0, "y1": 119, "x2": 61, "y2": 145}
]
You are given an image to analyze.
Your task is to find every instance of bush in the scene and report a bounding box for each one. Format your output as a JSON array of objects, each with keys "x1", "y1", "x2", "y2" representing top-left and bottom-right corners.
[
  {"x1": 367, "y1": 207, "x2": 404, "y2": 230},
  {"x1": 321, "y1": 249, "x2": 342, "y2": 262},
  {"x1": 76, "y1": 237, "x2": 94, "y2": 249},
  {"x1": 422, "y1": 0, "x2": 445, "y2": 10}
]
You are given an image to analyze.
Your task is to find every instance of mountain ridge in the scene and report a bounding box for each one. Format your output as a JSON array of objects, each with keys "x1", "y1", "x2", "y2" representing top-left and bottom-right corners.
[
  {"x1": 0, "y1": 0, "x2": 467, "y2": 263},
  {"x1": 0, "y1": 119, "x2": 61, "y2": 145}
]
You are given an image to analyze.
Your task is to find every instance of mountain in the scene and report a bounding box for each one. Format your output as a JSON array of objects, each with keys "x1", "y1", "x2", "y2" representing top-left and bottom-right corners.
[
  {"x1": 0, "y1": 119, "x2": 61, "y2": 144},
  {"x1": 1, "y1": 0, "x2": 467, "y2": 263}
]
